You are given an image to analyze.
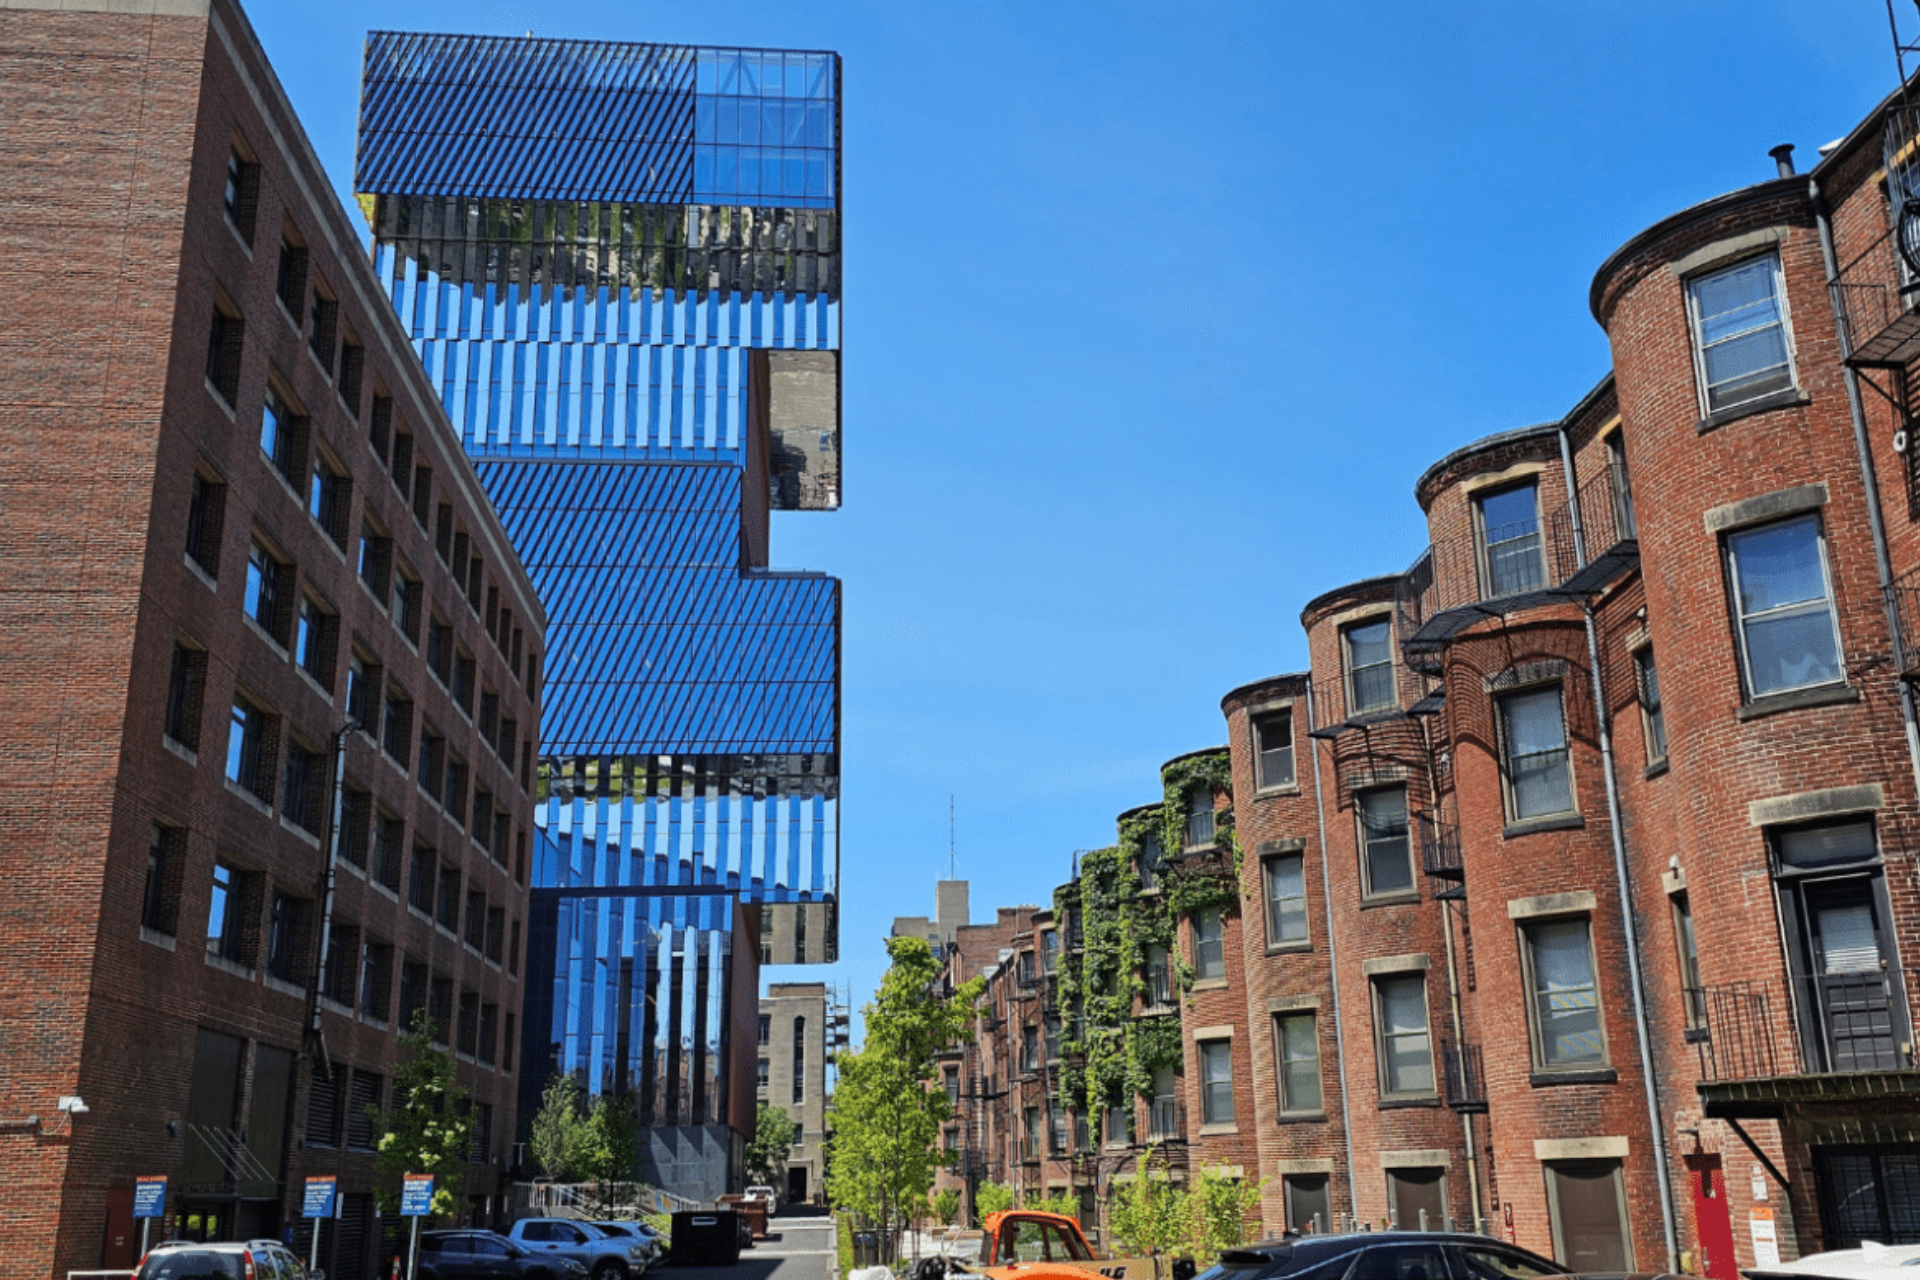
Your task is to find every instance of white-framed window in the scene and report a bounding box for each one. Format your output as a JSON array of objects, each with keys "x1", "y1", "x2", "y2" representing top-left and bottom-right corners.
[
  {"x1": 1275, "y1": 1011, "x2": 1321, "y2": 1114},
  {"x1": 1253, "y1": 709, "x2": 1295, "y2": 789},
  {"x1": 1687, "y1": 252, "x2": 1794, "y2": 416},
  {"x1": 1477, "y1": 481, "x2": 1545, "y2": 597},
  {"x1": 1498, "y1": 686, "x2": 1575, "y2": 821},
  {"x1": 1199, "y1": 1039, "x2": 1234, "y2": 1125},
  {"x1": 1185, "y1": 788, "x2": 1216, "y2": 848},
  {"x1": 1724, "y1": 515, "x2": 1843, "y2": 699},
  {"x1": 1191, "y1": 906, "x2": 1225, "y2": 980},
  {"x1": 1372, "y1": 973, "x2": 1434, "y2": 1097},
  {"x1": 1343, "y1": 617, "x2": 1395, "y2": 715},
  {"x1": 1358, "y1": 787, "x2": 1414, "y2": 897},
  {"x1": 1263, "y1": 851, "x2": 1308, "y2": 946},
  {"x1": 1520, "y1": 917, "x2": 1605, "y2": 1070}
]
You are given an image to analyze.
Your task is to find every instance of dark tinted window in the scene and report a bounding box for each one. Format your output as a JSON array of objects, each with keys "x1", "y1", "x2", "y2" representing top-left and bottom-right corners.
[
  {"x1": 139, "y1": 1251, "x2": 246, "y2": 1280},
  {"x1": 1354, "y1": 1242, "x2": 1450, "y2": 1280}
]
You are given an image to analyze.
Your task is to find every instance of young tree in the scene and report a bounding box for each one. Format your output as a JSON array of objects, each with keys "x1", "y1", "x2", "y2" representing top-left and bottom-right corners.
[
  {"x1": 583, "y1": 1092, "x2": 640, "y2": 1183},
  {"x1": 369, "y1": 1011, "x2": 474, "y2": 1221},
  {"x1": 1027, "y1": 1189, "x2": 1078, "y2": 1220},
  {"x1": 1105, "y1": 1148, "x2": 1187, "y2": 1261},
  {"x1": 1182, "y1": 1167, "x2": 1266, "y2": 1267},
  {"x1": 528, "y1": 1073, "x2": 585, "y2": 1182},
  {"x1": 747, "y1": 1102, "x2": 797, "y2": 1185},
  {"x1": 930, "y1": 1187, "x2": 961, "y2": 1227},
  {"x1": 974, "y1": 1182, "x2": 1014, "y2": 1220},
  {"x1": 825, "y1": 936, "x2": 985, "y2": 1261}
]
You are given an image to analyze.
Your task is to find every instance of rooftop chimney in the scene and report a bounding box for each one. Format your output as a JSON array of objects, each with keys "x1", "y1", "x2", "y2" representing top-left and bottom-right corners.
[{"x1": 1770, "y1": 143, "x2": 1797, "y2": 178}]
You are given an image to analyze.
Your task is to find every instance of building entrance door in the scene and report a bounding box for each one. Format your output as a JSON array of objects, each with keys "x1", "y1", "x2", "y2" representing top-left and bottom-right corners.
[
  {"x1": 1801, "y1": 879, "x2": 1900, "y2": 1072},
  {"x1": 787, "y1": 1165, "x2": 807, "y2": 1205},
  {"x1": 1685, "y1": 1155, "x2": 1738, "y2": 1280}
]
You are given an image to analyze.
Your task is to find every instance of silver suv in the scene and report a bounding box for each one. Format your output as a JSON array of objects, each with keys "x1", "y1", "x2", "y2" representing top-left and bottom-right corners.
[{"x1": 136, "y1": 1238, "x2": 318, "y2": 1280}]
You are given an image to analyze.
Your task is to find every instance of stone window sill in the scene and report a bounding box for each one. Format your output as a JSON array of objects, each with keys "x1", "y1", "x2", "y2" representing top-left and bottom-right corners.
[
  {"x1": 1198, "y1": 1122, "x2": 1240, "y2": 1137},
  {"x1": 1529, "y1": 1067, "x2": 1618, "y2": 1087},
  {"x1": 1378, "y1": 1094, "x2": 1442, "y2": 1110},
  {"x1": 1277, "y1": 1111, "x2": 1328, "y2": 1125},
  {"x1": 140, "y1": 926, "x2": 177, "y2": 952},
  {"x1": 1503, "y1": 813, "x2": 1585, "y2": 839},
  {"x1": 1737, "y1": 683, "x2": 1858, "y2": 722},
  {"x1": 1645, "y1": 758, "x2": 1669, "y2": 780},
  {"x1": 1696, "y1": 387, "x2": 1810, "y2": 434},
  {"x1": 1266, "y1": 941, "x2": 1314, "y2": 957},
  {"x1": 1361, "y1": 890, "x2": 1422, "y2": 909}
]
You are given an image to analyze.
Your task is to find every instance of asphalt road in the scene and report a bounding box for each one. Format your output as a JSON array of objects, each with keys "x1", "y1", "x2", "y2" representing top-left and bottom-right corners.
[{"x1": 666, "y1": 1210, "x2": 840, "y2": 1280}]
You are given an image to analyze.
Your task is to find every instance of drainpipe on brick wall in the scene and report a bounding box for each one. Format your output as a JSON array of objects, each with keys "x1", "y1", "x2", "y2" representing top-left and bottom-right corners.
[
  {"x1": 1419, "y1": 713, "x2": 1484, "y2": 1232},
  {"x1": 1810, "y1": 174, "x2": 1920, "y2": 801},
  {"x1": 304, "y1": 720, "x2": 358, "y2": 1076},
  {"x1": 1306, "y1": 682, "x2": 1361, "y2": 1227},
  {"x1": 1559, "y1": 429, "x2": 1682, "y2": 1270}
]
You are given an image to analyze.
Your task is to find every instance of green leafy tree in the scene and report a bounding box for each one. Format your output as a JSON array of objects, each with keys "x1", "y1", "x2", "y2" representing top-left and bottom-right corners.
[
  {"x1": 586, "y1": 1092, "x2": 641, "y2": 1183},
  {"x1": 1106, "y1": 1149, "x2": 1187, "y2": 1260},
  {"x1": 369, "y1": 1011, "x2": 473, "y2": 1221},
  {"x1": 529, "y1": 1073, "x2": 586, "y2": 1182},
  {"x1": 1183, "y1": 1167, "x2": 1267, "y2": 1266},
  {"x1": 1027, "y1": 1190, "x2": 1078, "y2": 1220},
  {"x1": 748, "y1": 1103, "x2": 797, "y2": 1185},
  {"x1": 825, "y1": 936, "x2": 985, "y2": 1261},
  {"x1": 930, "y1": 1187, "x2": 961, "y2": 1226},
  {"x1": 974, "y1": 1182, "x2": 1014, "y2": 1220}
]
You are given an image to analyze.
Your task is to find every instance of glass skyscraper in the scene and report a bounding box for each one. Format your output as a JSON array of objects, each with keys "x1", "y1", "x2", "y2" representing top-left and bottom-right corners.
[{"x1": 356, "y1": 31, "x2": 842, "y2": 1192}]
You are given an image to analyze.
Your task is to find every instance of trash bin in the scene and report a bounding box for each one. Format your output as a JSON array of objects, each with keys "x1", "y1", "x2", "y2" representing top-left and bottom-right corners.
[
  {"x1": 853, "y1": 1231, "x2": 877, "y2": 1268},
  {"x1": 671, "y1": 1210, "x2": 744, "y2": 1266}
]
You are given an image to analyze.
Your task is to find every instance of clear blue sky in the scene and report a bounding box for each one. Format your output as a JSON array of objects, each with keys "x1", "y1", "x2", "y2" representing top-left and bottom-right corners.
[{"x1": 252, "y1": 0, "x2": 1896, "y2": 1027}]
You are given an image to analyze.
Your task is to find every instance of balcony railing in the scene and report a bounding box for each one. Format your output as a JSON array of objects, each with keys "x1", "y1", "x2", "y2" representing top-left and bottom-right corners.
[
  {"x1": 1889, "y1": 566, "x2": 1920, "y2": 679},
  {"x1": 1144, "y1": 967, "x2": 1175, "y2": 1009},
  {"x1": 1147, "y1": 1096, "x2": 1186, "y2": 1142},
  {"x1": 1420, "y1": 817, "x2": 1463, "y2": 889},
  {"x1": 1440, "y1": 1041, "x2": 1487, "y2": 1113},
  {"x1": 1695, "y1": 969, "x2": 1916, "y2": 1083},
  {"x1": 1832, "y1": 220, "x2": 1915, "y2": 363}
]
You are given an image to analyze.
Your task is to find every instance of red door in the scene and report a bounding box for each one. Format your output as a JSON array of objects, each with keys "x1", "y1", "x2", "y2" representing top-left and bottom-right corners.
[{"x1": 1687, "y1": 1155, "x2": 1739, "y2": 1280}]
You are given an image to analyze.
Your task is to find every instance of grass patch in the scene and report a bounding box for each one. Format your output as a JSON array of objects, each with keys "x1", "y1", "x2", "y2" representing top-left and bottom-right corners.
[{"x1": 837, "y1": 1213, "x2": 854, "y2": 1280}]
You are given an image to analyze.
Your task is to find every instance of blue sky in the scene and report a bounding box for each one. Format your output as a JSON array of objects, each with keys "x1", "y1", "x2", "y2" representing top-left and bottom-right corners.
[{"x1": 251, "y1": 0, "x2": 1896, "y2": 1024}]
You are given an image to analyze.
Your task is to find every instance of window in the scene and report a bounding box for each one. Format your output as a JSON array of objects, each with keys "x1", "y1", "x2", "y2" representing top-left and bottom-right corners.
[
  {"x1": 1725, "y1": 516, "x2": 1843, "y2": 699},
  {"x1": 226, "y1": 695, "x2": 276, "y2": 803},
  {"x1": 408, "y1": 845, "x2": 435, "y2": 914},
  {"x1": 452, "y1": 652, "x2": 476, "y2": 717},
  {"x1": 1138, "y1": 832, "x2": 1163, "y2": 891},
  {"x1": 1145, "y1": 943, "x2": 1174, "y2": 1006},
  {"x1": 391, "y1": 428, "x2": 415, "y2": 498},
  {"x1": 309, "y1": 455, "x2": 350, "y2": 548},
  {"x1": 1606, "y1": 432, "x2": 1636, "y2": 541},
  {"x1": 1634, "y1": 648, "x2": 1666, "y2": 765},
  {"x1": 1199, "y1": 1039, "x2": 1234, "y2": 1125},
  {"x1": 205, "y1": 297, "x2": 244, "y2": 406},
  {"x1": 1672, "y1": 892, "x2": 1705, "y2": 1032},
  {"x1": 296, "y1": 596, "x2": 337, "y2": 687},
  {"x1": 370, "y1": 393, "x2": 393, "y2": 465},
  {"x1": 1358, "y1": 787, "x2": 1413, "y2": 897},
  {"x1": 392, "y1": 566, "x2": 422, "y2": 645},
  {"x1": 478, "y1": 1003, "x2": 498, "y2": 1065},
  {"x1": 1253, "y1": 709, "x2": 1294, "y2": 789},
  {"x1": 426, "y1": 618, "x2": 452, "y2": 686},
  {"x1": 308, "y1": 288, "x2": 338, "y2": 371},
  {"x1": 1499, "y1": 686, "x2": 1574, "y2": 821},
  {"x1": 165, "y1": 642, "x2": 207, "y2": 750},
  {"x1": 266, "y1": 891, "x2": 301, "y2": 981},
  {"x1": 418, "y1": 726, "x2": 446, "y2": 800},
  {"x1": 359, "y1": 940, "x2": 390, "y2": 1019},
  {"x1": 347, "y1": 649, "x2": 381, "y2": 728},
  {"x1": 1275, "y1": 1011, "x2": 1321, "y2": 1114},
  {"x1": 260, "y1": 386, "x2": 307, "y2": 488},
  {"x1": 436, "y1": 863, "x2": 461, "y2": 932},
  {"x1": 281, "y1": 739, "x2": 323, "y2": 834},
  {"x1": 1477, "y1": 481, "x2": 1545, "y2": 597},
  {"x1": 207, "y1": 861, "x2": 247, "y2": 961},
  {"x1": 444, "y1": 753, "x2": 468, "y2": 820},
  {"x1": 1772, "y1": 821, "x2": 1902, "y2": 1073},
  {"x1": 1521, "y1": 918, "x2": 1604, "y2": 1069},
  {"x1": 339, "y1": 335, "x2": 365, "y2": 412},
  {"x1": 1688, "y1": 252, "x2": 1793, "y2": 415},
  {"x1": 382, "y1": 684, "x2": 413, "y2": 764},
  {"x1": 357, "y1": 522, "x2": 392, "y2": 598},
  {"x1": 338, "y1": 785, "x2": 369, "y2": 869},
  {"x1": 792, "y1": 1016, "x2": 806, "y2": 1103},
  {"x1": 185, "y1": 470, "x2": 225, "y2": 576},
  {"x1": 1184, "y1": 788, "x2": 1215, "y2": 848},
  {"x1": 1283, "y1": 1174, "x2": 1331, "y2": 1236},
  {"x1": 1545, "y1": 1159, "x2": 1632, "y2": 1271},
  {"x1": 223, "y1": 146, "x2": 259, "y2": 240},
  {"x1": 758, "y1": 1014, "x2": 771, "y2": 1045},
  {"x1": 1191, "y1": 906, "x2": 1225, "y2": 980},
  {"x1": 1373, "y1": 973, "x2": 1434, "y2": 1096},
  {"x1": 1263, "y1": 851, "x2": 1308, "y2": 947},
  {"x1": 429, "y1": 974, "x2": 453, "y2": 1043},
  {"x1": 244, "y1": 539, "x2": 290, "y2": 646},
  {"x1": 372, "y1": 812, "x2": 404, "y2": 892},
  {"x1": 757, "y1": 1058, "x2": 770, "y2": 1089},
  {"x1": 458, "y1": 990, "x2": 479, "y2": 1055},
  {"x1": 398, "y1": 959, "x2": 426, "y2": 1029},
  {"x1": 1343, "y1": 617, "x2": 1394, "y2": 715},
  {"x1": 485, "y1": 905, "x2": 505, "y2": 962},
  {"x1": 276, "y1": 234, "x2": 307, "y2": 315},
  {"x1": 144, "y1": 823, "x2": 183, "y2": 935}
]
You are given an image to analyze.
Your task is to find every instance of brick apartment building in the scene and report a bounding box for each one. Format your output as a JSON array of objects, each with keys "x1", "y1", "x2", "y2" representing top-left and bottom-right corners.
[
  {"x1": 944, "y1": 83, "x2": 1920, "y2": 1274},
  {"x1": 0, "y1": 2, "x2": 543, "y2": 1276}
]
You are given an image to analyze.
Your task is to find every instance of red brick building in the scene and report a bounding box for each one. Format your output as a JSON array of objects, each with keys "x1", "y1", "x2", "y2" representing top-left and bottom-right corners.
[{"x1": 0, "y1": 2, "x2": 543, "y2": 1276}]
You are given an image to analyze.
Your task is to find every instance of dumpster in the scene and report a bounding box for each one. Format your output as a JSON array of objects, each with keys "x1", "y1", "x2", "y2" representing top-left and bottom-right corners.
[
  {"x1": 671, "y1": 1210, "x2": 744, "y2": 1266},
  {"x1": 717, "y1": 1193, "x2": 768, "y2": 1239}
]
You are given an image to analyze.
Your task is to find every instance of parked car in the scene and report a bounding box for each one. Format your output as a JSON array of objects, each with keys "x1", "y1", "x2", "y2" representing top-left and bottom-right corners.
[
  {"x1": 1190, "y1": 1232, "x2": 1574, "y2": 1280},
  {"x1": 137, "y1": 1239, "x2": 316, "y2": 1280},
  {"x1": 505, "y1": 1218, "x2": 651, "y2": 1280},
  {"x1": 745, "y1": 1185, "x2": 779, "y2": 1215},
  {"x1": 413, "y1": 1229, "x2": 589, "y2": 1280},
  {"x1": 589, "y1": 1222, "x2": 664, "y2": 1267},
  {"x1": 1746, "y1": 1242, "x2": 1920, "y2": 1279}
]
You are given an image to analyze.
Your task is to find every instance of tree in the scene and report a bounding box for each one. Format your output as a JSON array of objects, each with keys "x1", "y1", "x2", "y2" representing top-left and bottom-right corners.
[
  {"x1": 1027, "y1": 1189, "x2": 1078, "y2": 1220},
  {"x1": 369, "y1": 1011, "x2": 473, "y2": 1221},
  {"x1": 825, "y1": 936, "x2": 985, "y2": 1261},
  {"x1": 528, "y1": 1073, "x2": 586, "y2": 1182},
  {"x1": 1183, "y1": 1166, "x2": 1266, "y2": 1266},
  {"x1": 748, "y1": 1103, "x2": 797, "y2": 1185},
  {"x1": 930, "y1": 1187, "x2": 961, "y2": 1226},
  {"x1": 1105, "y1": 1148, "x2": 1186, "y2": 1260},
  {"x1": 974, "y1": 1182, "x2": 1014, "y2": 1220},
  {"x1": 583, "y1": 1092, "x2": 640, "y2": 1183}
]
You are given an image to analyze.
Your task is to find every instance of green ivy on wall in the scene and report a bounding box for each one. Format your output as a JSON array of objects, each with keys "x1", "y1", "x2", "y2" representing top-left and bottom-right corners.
[{"x1": 1052, "y1": 750, "x2": 1240, "y2": 1120}]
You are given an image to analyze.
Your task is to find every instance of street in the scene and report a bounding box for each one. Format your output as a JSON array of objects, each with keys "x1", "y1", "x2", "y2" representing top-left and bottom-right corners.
[{"x1": 672, "y1": 1209, "x2": 839, "y2": 1280}]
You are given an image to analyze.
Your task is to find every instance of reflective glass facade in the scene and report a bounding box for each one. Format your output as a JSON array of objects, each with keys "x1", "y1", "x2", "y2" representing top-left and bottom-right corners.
[{"x1": 358, "y1": 31, "x2": 842, "y2": 1193}]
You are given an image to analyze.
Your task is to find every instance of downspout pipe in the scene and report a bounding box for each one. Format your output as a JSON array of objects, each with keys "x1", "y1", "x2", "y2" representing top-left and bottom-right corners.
[
  {"x1": 1306, "y1": 682, "x2": 1361, "y2": 1227},
  {"x1": 1558, "y1": 429, "x2": 1682, "y2": 1271},
  {"x1": 1809, "y1": 173, "x2": 1920, "y2": 799},
  {"x1": 305, "y1": 720, "x2": 359, "y2": 1076}
]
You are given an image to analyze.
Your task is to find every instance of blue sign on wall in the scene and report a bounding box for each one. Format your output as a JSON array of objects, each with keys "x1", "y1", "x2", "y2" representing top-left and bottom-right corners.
[
  {"x1": 304, "y1": 1176, "x2": 337, "y2": 1218},
  {"x1": 133, "y1": 1177, "x2": 166, "y2": 1220},
  {"x1": 401, "y1": 1174, "x2": 434, "y2": 1217}
]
